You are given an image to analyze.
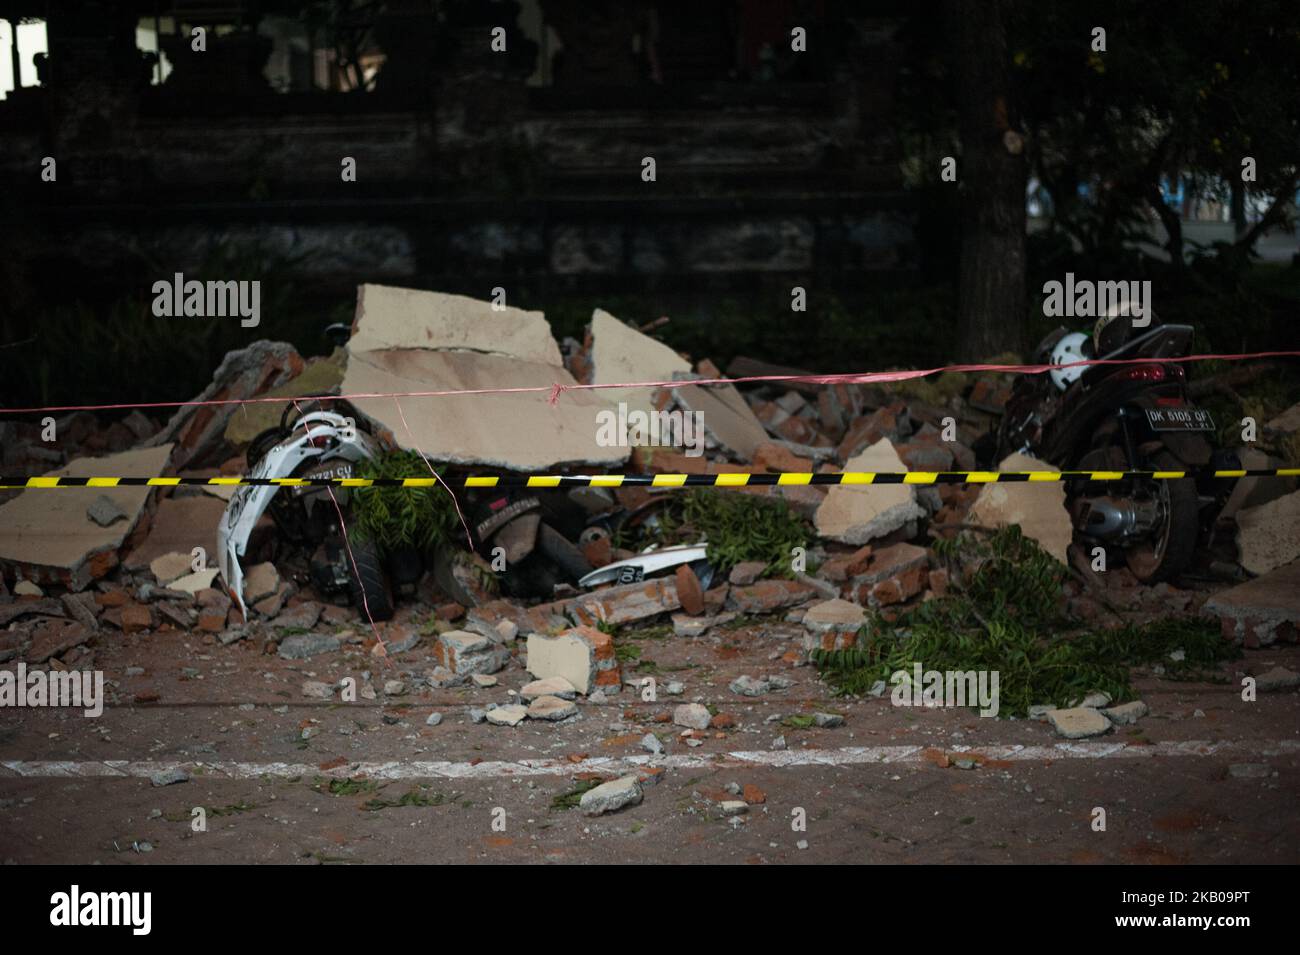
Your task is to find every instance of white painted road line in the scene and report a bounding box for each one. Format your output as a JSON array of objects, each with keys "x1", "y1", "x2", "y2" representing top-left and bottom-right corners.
[{"x1": 3, "y1": 739, "x2": 1297, "y2": 781}]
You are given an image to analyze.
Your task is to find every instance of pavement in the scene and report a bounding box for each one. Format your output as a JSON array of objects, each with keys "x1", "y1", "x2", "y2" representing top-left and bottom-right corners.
[{"x1": 2, "y1": 615, "x2": 1296, "y2": 865}]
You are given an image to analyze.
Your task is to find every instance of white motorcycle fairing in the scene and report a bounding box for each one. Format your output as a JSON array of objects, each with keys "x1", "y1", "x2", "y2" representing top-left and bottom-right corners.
[{"x1": 217, "y1": 411, "x2": 379, "y2": 615}]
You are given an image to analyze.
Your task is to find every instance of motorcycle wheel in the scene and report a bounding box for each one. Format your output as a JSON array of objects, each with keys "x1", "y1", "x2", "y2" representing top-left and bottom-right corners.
[
  {"x1": 536, "y1": 522, "x2": 593, "y2": 582},
  {"x1": 1124, "y1": 450, "x2": 1198, "y2": 584},
  {"x1": 346, "y1": 536, "x2": 394, "y2": 622}
]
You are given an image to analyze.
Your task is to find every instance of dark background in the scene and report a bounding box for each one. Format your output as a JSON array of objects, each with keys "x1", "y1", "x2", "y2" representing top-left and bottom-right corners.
[{"x1": 1, "y1": 0, "x2": 1297, "y2": 408}]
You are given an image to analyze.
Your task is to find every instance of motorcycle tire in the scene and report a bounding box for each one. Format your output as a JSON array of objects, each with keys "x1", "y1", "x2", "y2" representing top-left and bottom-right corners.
[
  {"x1": 535, "y1": 522, "x2": 593, "y2": 583},
  {"x1": 1124, "y1": 450, "x2": 1198, "y2": 584},
  {"x1": 346, "y1": 536, "x2": 394, "y2": 622}
]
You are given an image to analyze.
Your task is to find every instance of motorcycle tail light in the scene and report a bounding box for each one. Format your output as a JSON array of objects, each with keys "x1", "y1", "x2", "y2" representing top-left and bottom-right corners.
[
  {"x1": 1156, "y1": 396, "x2": 1184, "y2": 407},
  {"x1": 1121, "y1": 363, "x2": 1166, "y2": 382}
]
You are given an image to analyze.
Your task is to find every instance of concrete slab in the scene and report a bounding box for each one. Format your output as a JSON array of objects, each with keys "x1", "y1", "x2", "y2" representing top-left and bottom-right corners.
[
  {"x1": 588, "y1": 309, "x2": 691, "y2": 419},
  {"x1": 814, "y1": 439, "x2": 925, "y2": 544},
  {"x1": 342, "y1": 347, "x2": 627, "y2": 470},
  {"x1": 1204, "y1": 559, "x2": 1300, "y2": 646},
  {"x1": 348, "y1": 284, "x2": 561, "y2": 364},
  {"x1": 0, "y1": 445, "x2": 174, "y2": 591},
  {"x1": 967, "y1": 452, "x2": 1072, "y2": 564},
  {"x1": 1235, "y1": 489, "x2": 1300, "y2": 576},
  {"x1": 122, "y1": 495, "x2": 227, "y2": 572}
]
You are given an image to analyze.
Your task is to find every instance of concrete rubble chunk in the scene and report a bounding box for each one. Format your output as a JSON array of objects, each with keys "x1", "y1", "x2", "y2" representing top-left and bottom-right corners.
[
  {"x1": 814, "y1": 439, "x2": 925, "y2": 544},
  {"x1": 580, "y1": 775, "x2": 643, "y2": 815},
  {"x1": 1101, "y1": 700, "x2": 1149, "y2": 725},
  {"x1": 1046, "y1": 707, "x2": 1112, "y2": 739},
  {"x1": 27, "y1": 619, "x2": 90, "y2": 664},
  {"x1": 432, "y1": 629, "x2": 511, "y2": 677},
  {"x1": 673, "y1": 703, "x2": 712, "y2": 730},
  {"x1": 588, "y1": 308, "x2": 690, "y2": 418},
  {"x1": 527, "y1": 695, "x2": 579, "y2": 721},
  {"x1": 802, "y1": 597, "x2": 867, "y2": 632},
  {"x1": 146, "y1": 341, "x2": 302, "y2": 469},
  {"x1": 242, "y1": 562, "x2": 281, "y2": 605},
  {"x1": 1204, "y1": 560, "x2": 1300, "y2": 647},
  {"x1": 167, "y1": 566, "x2": 218, "y2": 597},
  {"x1": 1234, "y1": 489, "x2": 1300, "y2": 576},
  {"x1": 0, "y1": 444, "x2": 174, "y2": 592},
  {"x1": 485, "y1": 703, "x2": 528, "y2": 726},
  {"x1": 526, "y1": 626, "x2": 620, "y2": 695},
  {"x1": 1253, "y1": 666, "x2": 1300, "y2": 692},
  {"x1": 967, "y1": 452, "x2": 1072, "y2": 564},
  {"x1": 569, "y1": 577, "x2": 680, "y2": 627},
  {"x1": 149, "y1": 552, "x2": 193, "y2": 586},
  {"x1": 277, "y1": 633, "x2": 341, "y2": 660},
  {"x1": 520, "y1": 676, "x2": 578, "y2": 700},
  {"x1": 123, "y1": 495, "x2": 227, "y2": 572},
  {"x1": 350, "y1": 284, "x2": 562, "y2": 364},
  {"x1": 726, "y1": 578, "x2": 819, "y2": 614},
  {"x1": 728, "y1": 561, "x2": 767, "y2": 586},
  {"x1": 343, "y1": 288, "x2": 624, "y2": 471},
  {"x1": 301, "y1": 680, "x2": 334, "y2": 699},
  {"x1": 672, "y1": 377, "x2": 772, "y2": 461},
  {"x1": 222, "y1": 352, "x2": 347, "y2": 446}
]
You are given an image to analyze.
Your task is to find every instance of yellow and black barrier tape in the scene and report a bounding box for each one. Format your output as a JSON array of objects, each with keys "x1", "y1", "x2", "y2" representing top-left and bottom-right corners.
[{"x1": 3, "y1": 469, "x2": 1298, "y2": 490}]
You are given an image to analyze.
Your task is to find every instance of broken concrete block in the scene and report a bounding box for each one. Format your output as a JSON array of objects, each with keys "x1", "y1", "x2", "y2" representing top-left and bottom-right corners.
[
  {"x1": 485, "y1": 704, "x2": 528, "y2": 726},
  {"x1": 344, "y1": 344, "x2": 625, "y2": 471},
  {"x1": 168, "y1": 568, "x2": 219, "y2": 595},
  {"x1": 13, "y1": 580, "x2": 43, "y2": 597},
  {"x1": 728, "y1": 560, "x2": 768, "y2": 585},
  {"x1": 0, "y1": 444, "x2": 174, "y2": 592},
  {"x1": 673, "y1": 703, "x2": 712, "y2": 730},
  {"x1": 588, "y1": 308, "x2": 690, "y2": 417},
  {"x1": 223, "y1": 353, "x2": 347, "y2": 446},
  {"x1": 1046, "y1": 707, "x2": 1112, "y2": 739},
  {"x1": 351, "y1": 284, "x2": 562, "y2": 364},
  {"x1": 1101, "y1": 700, "x2": 1148, "y2": 725},
  {"x1": 527, "y1": 695, "x2": 579, "y2": 721},
  {"x1": 1235, "y1": 489, "x2": 1300, "y2": 576},
  {"x1": 580, "y1": 775, "x2": 643, "y2": 815},
  {"x1": 119, "y1": 603, "x2": 154, "y2": 634},
  {"x1": 432, "y1": 630, "x2": 511, "y2": 677},
  {"x1": 26, "y1": 619, "x2": 90, "y2": 664},
  {"x1": 149, "y1": 552, "x2": 193, "y2": 586},
  {"x1": 815, "y1": 440, "x2": 925, "y2": 545},
  {"x1": 726, "y1": 578, "x2": 819, "y2": 614},
  {"x1": 672, "y1": 378, "x2": 772, "y2": 461},
  {"x1": 146, "y1": 341, "x2": 302, "y2": 469},
  {"x1": 60, "y1": 592, "x2": 100, "y2": 632},
  {"x1": 1254, "y1": 666, "x2": 1300, "y2": 692},
  {"x1": 525, "y1": 626, "x2": 620, "y2": 695},
  {"x1": 242, "y1": 562, "x2": 281, "y2": 605},
  {"x1": 278, "y1": 633, "x2": 341, "y2": 660},
  {"x1": 1204, "y1": 560, "x2": 1300, "y2": 647},
  {"x1": 521, "y1": 675, "x2": 578, "y2": 700},
  {"x1": 122, "y1": 495, "x2": 227, "y2": 572},
  {"x1": 845, "y1": 542, "x2": 930, "y2": 608},
  {"x1": 801, "y1": 597, "x2": 867, "y2": 651},
  {"x1": 966, "y1": 452, "x2": 1072, "y2": 564},
  {"x1": 569, "y1": 577, "x2": 680, "y2": 627}
]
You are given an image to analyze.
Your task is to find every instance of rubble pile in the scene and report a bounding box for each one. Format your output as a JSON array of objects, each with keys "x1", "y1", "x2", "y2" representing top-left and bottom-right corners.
[{"x1": 3, "y1": 284, "x2": 1298, "y2": 707}]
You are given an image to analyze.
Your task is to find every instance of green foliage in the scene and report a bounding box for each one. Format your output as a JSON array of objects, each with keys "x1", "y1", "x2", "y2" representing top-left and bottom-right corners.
[
  {"x1": 350, "y1": 450, "x2": 457, "y2": 552},
  {"x1": 813, "y1": 527, "x2": 1240, "y2": 716},
  {"x1": 677, "y1": 489, "x2": 812, "y2": 576}
]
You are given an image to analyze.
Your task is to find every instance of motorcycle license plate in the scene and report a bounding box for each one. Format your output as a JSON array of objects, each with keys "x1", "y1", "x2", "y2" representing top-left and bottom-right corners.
[
  {"x1": 1144, "y1": 407, "x2": 1215, "y2": 432},
  {"x1": 292, "y1": 461, "x2": 353, "y2": 495}
]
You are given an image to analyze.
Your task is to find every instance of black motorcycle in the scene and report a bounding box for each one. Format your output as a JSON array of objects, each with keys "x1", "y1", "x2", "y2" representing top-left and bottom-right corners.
[{"x1": 998, "y1": 315, "x2": 1237, "y2": 582}]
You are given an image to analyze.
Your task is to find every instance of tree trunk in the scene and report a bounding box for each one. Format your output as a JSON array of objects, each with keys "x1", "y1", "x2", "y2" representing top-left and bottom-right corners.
[{"x1": 949, "y1": 0, "x2": 1026, "y2": 360}]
